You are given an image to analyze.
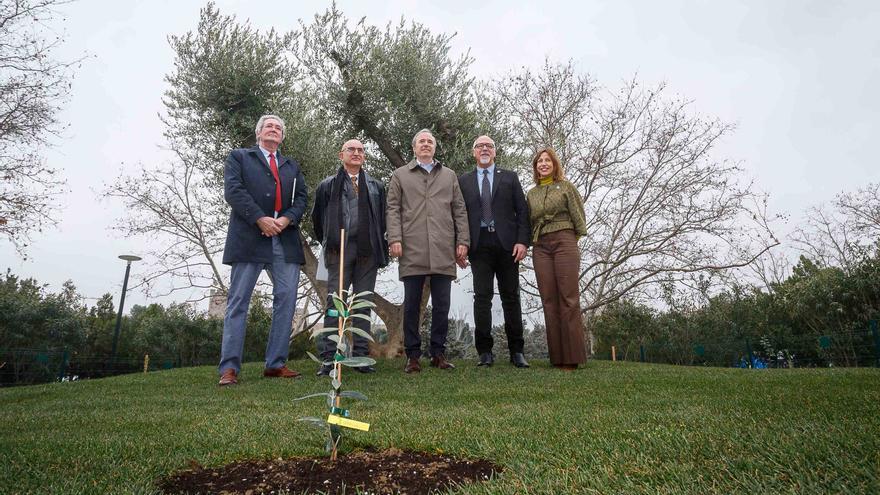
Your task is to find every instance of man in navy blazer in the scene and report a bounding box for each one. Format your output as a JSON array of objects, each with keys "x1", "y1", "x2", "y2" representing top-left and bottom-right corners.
[
  {"x1": 458, "y1": 135, "x2": 531, "y2": 368},
  {"x1": 218, "y1": 114, "x2": 308, "y2": 386}
]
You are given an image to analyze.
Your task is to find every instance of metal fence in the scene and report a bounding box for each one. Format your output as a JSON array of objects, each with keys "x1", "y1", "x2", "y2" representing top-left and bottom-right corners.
[
  {"x1": 4, "y1": 322, "x2": 879, "y2": 386},
  {"x1": 593, "y1": 320, "x2": 880, "y2": 368},
  {"x1": 0, "y1": 349, "x2": 214, "y2": 387}
]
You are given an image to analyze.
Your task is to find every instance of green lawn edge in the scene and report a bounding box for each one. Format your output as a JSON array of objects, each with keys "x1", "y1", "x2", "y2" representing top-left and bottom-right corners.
[{"x1": 1, "y1": 360, "x2": 878, "y2": 494}]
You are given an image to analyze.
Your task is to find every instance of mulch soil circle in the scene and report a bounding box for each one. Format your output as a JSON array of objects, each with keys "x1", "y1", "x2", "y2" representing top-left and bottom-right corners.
[{"x1": 157, "y1": 447, "x2": 503, "y2": 494}]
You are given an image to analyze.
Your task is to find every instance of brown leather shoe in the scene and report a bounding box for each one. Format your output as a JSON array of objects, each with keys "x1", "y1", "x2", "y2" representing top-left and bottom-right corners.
[
  {"x1": 218, "y1": 369, "x2": 238, "y2": 386},
  {"x1": 263, "y1": 365, "x2": 302, "y2": 378},
  {"x1": 404, "y1": 358, "x2": 421, "y2": 374},
  {"x1": 430, "y1": 354, "x2": 455, "y2": 370}
]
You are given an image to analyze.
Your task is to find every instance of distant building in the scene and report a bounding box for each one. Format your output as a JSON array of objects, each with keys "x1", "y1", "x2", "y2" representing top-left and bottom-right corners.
[{"x1": 207, "y1": 289, "x2": 227, "y2": 319}]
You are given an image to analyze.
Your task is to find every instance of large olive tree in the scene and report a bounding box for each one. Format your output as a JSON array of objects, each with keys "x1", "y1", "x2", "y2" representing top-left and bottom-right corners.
[{"x1": 106, "y1": 4, "x2": 487, "y2": 354}]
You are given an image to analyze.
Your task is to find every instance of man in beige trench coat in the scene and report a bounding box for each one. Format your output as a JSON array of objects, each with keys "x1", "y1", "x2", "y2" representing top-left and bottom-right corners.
[{"x1": 387, "y1": 128, "x2": 470, "y2": 373}]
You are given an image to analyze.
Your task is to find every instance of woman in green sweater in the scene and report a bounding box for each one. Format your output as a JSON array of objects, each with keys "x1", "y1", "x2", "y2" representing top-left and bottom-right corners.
[{"x1": 526, "y1": 147, "x2": 587, "y2": 370}]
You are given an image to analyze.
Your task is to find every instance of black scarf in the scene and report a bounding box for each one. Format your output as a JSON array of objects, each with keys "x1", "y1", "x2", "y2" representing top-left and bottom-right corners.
[{"x1": 325, "y1": 167, "x2": 373, "y2": 258}]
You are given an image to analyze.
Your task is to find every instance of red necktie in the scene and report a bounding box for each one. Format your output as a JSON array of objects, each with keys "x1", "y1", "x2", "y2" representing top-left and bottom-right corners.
[{"x1": 269, "y1": 153, "x2": 282, "y2": 213}]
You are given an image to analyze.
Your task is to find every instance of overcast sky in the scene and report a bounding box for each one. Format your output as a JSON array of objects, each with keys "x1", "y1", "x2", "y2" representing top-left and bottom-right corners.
[{"x1": 2, "y1": 0, "x2": 878, "y2": 317}]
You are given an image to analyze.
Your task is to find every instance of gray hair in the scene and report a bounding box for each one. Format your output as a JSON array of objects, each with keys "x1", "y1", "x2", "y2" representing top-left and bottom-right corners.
[
  {"x1": 411, "y1": 128, "x2": 435, "y2": 147},
  {"x1": 254, "y1": 114, "x2": 286, "y2": 142},
  {"x1": 472, "y1": 135, "x2": 495, "y2": 148}
]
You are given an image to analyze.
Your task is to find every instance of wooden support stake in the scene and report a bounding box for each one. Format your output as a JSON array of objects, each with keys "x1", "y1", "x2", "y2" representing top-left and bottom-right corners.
[
  {"x1": 331, "y1": 228, "x2": 345, "y2": 463},
  {"x1": 335, "y1": 228, "x2": 345, "y2": 406},
  {"x1": 143, "y1": 354, "x2": 149, "y2": 373},
  {"x1": 611, "y1": 346, "x2": 617, "y2": 362}
]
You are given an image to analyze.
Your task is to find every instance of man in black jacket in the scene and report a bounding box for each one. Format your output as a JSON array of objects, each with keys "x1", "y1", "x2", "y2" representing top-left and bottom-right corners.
[
  {"x1": 311, "y1": 139, "x2": 389, "y2": 375},
  {"x1": 218, "y1": 114, "x2": 308, "y2": 386},
  {"x1": 458, "y1": 135, "x2": 531, "y2": 368}
]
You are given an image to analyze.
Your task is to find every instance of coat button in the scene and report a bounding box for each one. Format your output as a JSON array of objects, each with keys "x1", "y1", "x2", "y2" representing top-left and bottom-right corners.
[{"x1": 266, "y1": 193, "x2": 271, "y2": 197}]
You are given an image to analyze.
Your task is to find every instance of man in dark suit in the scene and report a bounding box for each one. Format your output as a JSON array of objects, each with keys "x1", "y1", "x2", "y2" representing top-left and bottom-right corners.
[
  {"x1": 311, "y1": 139, "x2": 388, "y2": 376},
  {"x1": 217, "y1": 114, "x2": 308, "y2": 386},
  {"x1": 458, "y1": 135, "x2": 531, "y2": 368}
]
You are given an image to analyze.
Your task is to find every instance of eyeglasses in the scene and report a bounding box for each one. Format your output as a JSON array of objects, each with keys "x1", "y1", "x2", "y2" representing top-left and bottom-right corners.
[
  {"x1": 473, "y1": 143, "x2": 495, "y2": 150},
  {"x1": 343, "y1": 147, "x2": 365, "y2": 154}
]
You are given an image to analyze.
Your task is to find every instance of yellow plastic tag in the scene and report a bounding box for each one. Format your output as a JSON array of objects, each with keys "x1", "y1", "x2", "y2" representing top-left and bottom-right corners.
[{"x1": 327, "y1": 414, "x2": 370, "y2": 431}]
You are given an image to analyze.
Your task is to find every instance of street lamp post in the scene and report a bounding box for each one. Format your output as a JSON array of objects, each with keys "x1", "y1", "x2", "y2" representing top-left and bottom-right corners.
[{"x1": 110, "y1": 254, "x2": 141, "y2": 369}]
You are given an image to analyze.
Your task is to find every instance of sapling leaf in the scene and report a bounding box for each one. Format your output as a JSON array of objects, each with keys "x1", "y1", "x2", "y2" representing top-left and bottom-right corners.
[
  {"x1": 298, "y1": 417, "x2": 328, "y2": 429},
  {"x1": 349, "y1": 301, "x2": 377, "y2": 310},
  {"x1": 331, "y1": 294, "x2": 346, "y2": 314},
  {"x1": 340, "y1": 390, "x2": 368, "y2": 401},
  {"x1": 346, "y1": 326, "x2": 375, "y2": 341},
  {"x1": 306, "y1": 351, "x2": 322, "y2": 364},
  {"x1": 332, "y1": 378, "x2": 341, "y2": 390},
  {"x1": 340, "y1": 356, "x2": 377, "y2": 367},
  {"x1": 352, "y1": 290, "x2": 373, "y2": 300},
  {"x1": 311, "y1": 327, "x2": 339, "y2": 337},
  {"x1": 293, "y1": 392, "x2": 330, "y2": 402}
]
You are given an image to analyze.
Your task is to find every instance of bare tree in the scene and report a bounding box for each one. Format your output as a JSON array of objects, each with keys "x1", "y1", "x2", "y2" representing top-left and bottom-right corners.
[
  {"x1": 492, "y1": 61, "x2": 779, "y2": 347},
  {"x1": 747, "y1": 245, "x2": 792, "y2": 293},
  {"x1": 0, "y1": 0, "x2": 82, "y2": 253},
  {"x1": 104, "y1": 147, "x2": 328, "y2": 342},
  {"x1": 104, "y1": 147, "x2": 227, "y2": 298},
  {"x1": 791, "y1": 206, "x2": 861, "y2": 270},
  {"x1": 835, "y1": 182, "x2": 880, "y2": 242},
  {"x1": 791, "y1": 182, "x2": 880, "y2": 271}
]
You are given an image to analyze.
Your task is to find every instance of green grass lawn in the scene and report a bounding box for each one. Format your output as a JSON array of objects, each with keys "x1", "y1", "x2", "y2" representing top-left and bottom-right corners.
[{"x1": 1, "y1": 359, "x2": 878, "y2": 494}]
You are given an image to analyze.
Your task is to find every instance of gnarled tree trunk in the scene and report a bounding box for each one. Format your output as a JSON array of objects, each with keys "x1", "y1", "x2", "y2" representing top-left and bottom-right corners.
[{"x1": 300, "y1": 234, "x2": 407, "y2": 358}]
